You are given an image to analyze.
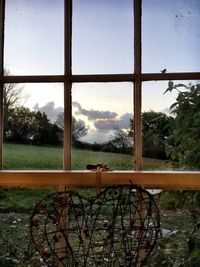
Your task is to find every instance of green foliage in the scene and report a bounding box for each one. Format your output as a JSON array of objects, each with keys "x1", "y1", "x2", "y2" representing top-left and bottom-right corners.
[
  {"x1": 160, "y1": 191, "x2": 185, "y2": 210},
  {"x1": 7, "y1": 106, "x2": 36, "y2": 143},
  {"x1": 185, "y1": 222, "x2": 200, "y2": 267},
  {"x1": 129, "y1": 111, "x2": 173, "y2": 159},
  {"x1": 165, "y1": 82, "x2": 200, "y2": 169},
  {"x1": 5, "y1": 106, "x2": 62, "y2": 146},
  {"x1": 3, "y1": 78, "x2": 27, "y2": 141},
  {"x1": 33, "y1": 111, "x2": 62, "y2": 145},
  {"x1": 109, "y1": 128, "x2": 133, "y2": 154},
  {"x1": 142, "y1": 111, "x2": 173, "y2": 159}
]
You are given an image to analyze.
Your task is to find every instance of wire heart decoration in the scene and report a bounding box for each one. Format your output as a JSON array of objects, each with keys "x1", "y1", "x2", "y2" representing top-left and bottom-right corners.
[{"x1": 30, "y1": 185, "x2": 160, "y2": 267}]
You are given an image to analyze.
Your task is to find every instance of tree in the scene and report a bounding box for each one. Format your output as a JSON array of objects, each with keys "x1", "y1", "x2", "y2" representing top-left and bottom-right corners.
[
  {"x1": 129, "y1": 111, "x2": 173, "y2": 159},
  {"x1": 165, "y1": 81, "x2": 200, "y2": 169},
  {"x1": 7, "y1": 107, "x2": 62, "y2": 145},
  {"x1": 33, "y1": 111, "x2": 62, "y2": 146},
  {"x1": 164, "y1": 82, "x2": 200, "y2": 233},
  {"x1": 142, "y1": 111, "x2": 173, "y2": 159},
  {"x1": 71, "y1": 117, "x2": 88, "y2": 144},
  {"x1": 3, "y1": 70, "x2": 28, "y2": 141},
  {"x1": 7, "y1": 106, "x2": 36, "y2": 144},
  {"x1": 110, "y1": 128, "x2": 133, "y2": 154},
  {"x1": 56, "y1": 112, "x2": 88, "y2": 144}
]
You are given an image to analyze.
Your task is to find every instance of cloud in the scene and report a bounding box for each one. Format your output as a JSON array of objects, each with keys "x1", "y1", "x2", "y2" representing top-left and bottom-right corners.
[
  {"x1": 33, "y1": 101, "x2": 63, "y2": 121},
  {"x1": 72, "y1": 102, "x2": 132, "y2": 132},
  {"x1": 73, "y1": 101, "x2": 117, "y2": 120},
  {"x1": 94, "y1": 119, "x2": 120, "y2": 131},
  {"x1": 119, "y1": 113, "x2": 133, "y2": 128},
  {"x1": 33, "y1": 101, "x2": 132, "y2": 135},
  {"x1": 94, "y1": 112, "x2": 132, "y2": 131}
]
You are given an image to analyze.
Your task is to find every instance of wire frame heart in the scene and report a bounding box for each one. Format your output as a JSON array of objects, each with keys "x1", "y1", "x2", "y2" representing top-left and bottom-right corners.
[{"x1": 30, "y1": 185, "x2": 160, "y2": 266}]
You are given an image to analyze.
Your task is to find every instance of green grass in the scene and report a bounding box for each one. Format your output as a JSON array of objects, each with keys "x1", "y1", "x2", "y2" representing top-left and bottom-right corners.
[
  {"x1": 72, "y1": 148, "x2": 134, "y2": 170},
  {"x1": 3, "y1": 143, "x2": 63, "y2": 170},
  {"x1": 0, "y1": 188, "x2": 56, "y2": 213},
  {"x1": 0, "y1": 213, "x2": 42, "y2": 266},
  {"x1": 3, "y1": 143, "x2": 169, "y2": 170}
]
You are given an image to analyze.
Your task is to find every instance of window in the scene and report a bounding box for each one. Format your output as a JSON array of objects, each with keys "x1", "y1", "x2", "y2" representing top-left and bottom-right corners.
[{"x1": 0, "y1": 0, "x2": 200, "y2": 188}]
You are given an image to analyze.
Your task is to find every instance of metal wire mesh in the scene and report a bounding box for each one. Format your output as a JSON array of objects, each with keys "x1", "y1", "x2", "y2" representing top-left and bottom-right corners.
[{"x1": 30, "y1": 185, "x2": 160, "y2": 266}]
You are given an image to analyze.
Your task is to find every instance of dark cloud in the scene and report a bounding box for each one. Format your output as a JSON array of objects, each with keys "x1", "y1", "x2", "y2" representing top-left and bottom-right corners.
[
  {"x1": 94, "y1": 113, "x2": 132, "y2": 131},
  {"x1": 94, "y1": 119, "x2": 120, "y2": 131},
  {"x1": 73, "y1": 101, "x2": 117, "y2": 120},
  {"x1": 72, "y1": 101, "x2": 132, "y2": 131},
  {"x1": 33, "y1": 102, "x2": 63, "y2": 121}
]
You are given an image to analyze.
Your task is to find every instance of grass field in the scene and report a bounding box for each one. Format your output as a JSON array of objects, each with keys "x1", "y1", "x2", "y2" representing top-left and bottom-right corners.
[
  {"x1": 1, "y1": 143, "x2": 169, "y2": 212},
  {"x1": 3, "y1": 143, "x2": 169, "y2": 170}
]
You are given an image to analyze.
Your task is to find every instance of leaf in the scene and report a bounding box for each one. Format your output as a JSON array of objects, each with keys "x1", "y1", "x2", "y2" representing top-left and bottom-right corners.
[
  {"x1": 174, "y1": 83, "x2": 187, "y2": 89},
  {"x1": 163, "y1": 81, "x2": 174, "y2": 94},
  {"x1": 168, "y1": 81, "x2": 174, "y2": 90},
  {"x1": 169, "y1": 102, "x2": 178, "y2": 111}
]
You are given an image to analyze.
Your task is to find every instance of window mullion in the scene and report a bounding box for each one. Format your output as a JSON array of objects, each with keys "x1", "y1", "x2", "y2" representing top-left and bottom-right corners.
[
  {"x1": 64, "y1": 0, "x2": 72, "y2": 170},
  {"x1": 134, "y1": 0, "x2": 142, "y2": 171},
  {"x1": 0, "y1": 0, "x2": 5, "y2": 170}
]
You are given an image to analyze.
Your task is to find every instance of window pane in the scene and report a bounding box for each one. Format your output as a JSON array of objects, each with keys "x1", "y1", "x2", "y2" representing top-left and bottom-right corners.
[
  {"x1": 142, "y1": 0, "x2": 200, "y2": 72},
  {"x1": 142, "y1": 80, "x2": 200, "y2": 171},
  {"x1": 3, "y1": 83, "x2": 64, "y2": 170},
  {"x1": 72, "y1": 0, "x2": 134, "y2": 74},
  {"x1": 4, "y1": 0, "x2": 64, "y2": 75},
  {"x1": 72, "y1": 82, "x2": 134, "y2": 170}
]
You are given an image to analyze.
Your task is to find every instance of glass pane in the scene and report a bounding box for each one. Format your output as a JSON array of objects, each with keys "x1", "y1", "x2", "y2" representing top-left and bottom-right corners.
[
  {"x1": 142, "y1": 80, "x2": 200, "y2": 170},
  {"x1": 4, "y1": 0, "x2": 64, "y2": 75},
  {"x1": 3, "y1": 83, "x2": 64, "y2": 170},
  {"x1": 142, "y1": 0, "x2": 200, "y2": 72},
  {"x1": 72, "y1": 0, "x2": 134, "y2": 74},
  {"x1": 72, "y1": 82, "x2": 134, "y2": 170}
]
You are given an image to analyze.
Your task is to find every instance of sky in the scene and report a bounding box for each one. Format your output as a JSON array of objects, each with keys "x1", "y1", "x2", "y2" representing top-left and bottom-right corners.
[{"x1": 3, "y1": 0, "x2": 200, "y2": 143}]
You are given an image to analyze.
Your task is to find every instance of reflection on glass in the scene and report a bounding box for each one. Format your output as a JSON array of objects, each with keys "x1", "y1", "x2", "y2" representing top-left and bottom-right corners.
[
  {"x1": 142, "y1": 80, "x2": 200, "y2": 171},
  {"x1": 3, "y1": 83, "x2": 64, "y2": 170},
  {"x1": 72, "y1": 82, "x2": 134, "y2": 170},
  {"x1": 142, "y1": 0, "x2": 200, "y2": 72},
  {"x1": 4, "y1": 0, "x2": 64, "y2": 75},
  {"x1": 72, "y1": 0, "x2": 134, "y2": 74}
]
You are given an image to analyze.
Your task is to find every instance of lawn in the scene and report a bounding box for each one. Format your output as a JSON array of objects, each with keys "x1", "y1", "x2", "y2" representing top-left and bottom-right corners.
[
  {"x1": 3, "y1": 143, "x2": 63, "y2": 170},
  {"x1": 3, "y1": 143, "x2": 169, "y2": 170}
]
